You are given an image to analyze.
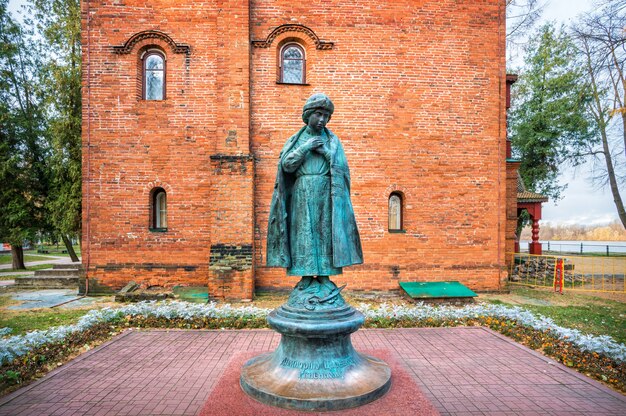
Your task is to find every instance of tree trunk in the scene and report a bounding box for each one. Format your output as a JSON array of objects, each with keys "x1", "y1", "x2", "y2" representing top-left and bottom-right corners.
[
  {"x1": 581, "y1": 36, "x2": 626, "y2": 229},
  {"x1": 61, "y1": 234, "x2": 79, "y2": 262},
  {"x1": 622, "y1": 85, "x2": 626, "y2": 157},
  {"x1": 11, "y1": 245, "x2": 26, "y2": 270},
  {"x1": 599, "y1": 127, "x2": 626, "y2": 229}
]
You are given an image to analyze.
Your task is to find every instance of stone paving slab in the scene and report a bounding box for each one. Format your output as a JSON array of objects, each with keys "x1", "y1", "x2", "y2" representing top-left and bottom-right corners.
[
  {"x1": 0, "y1": 327, "x2": 624, "y2": 416},
  {"x1": 7, "y1": 289, "x2": 102, "y2": 310}
]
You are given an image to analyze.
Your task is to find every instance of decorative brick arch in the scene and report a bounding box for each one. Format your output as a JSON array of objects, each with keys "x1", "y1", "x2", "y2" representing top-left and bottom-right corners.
[
  {"x1": 252, "y1": 24, "x2": 334, "y2": 50},
  {"x1": 112, "y1": 30, "x2": 191, "y2": 55},
  {"x1": 384, "y1": 184, "x2": 408, "y2": 200},
  {"x1": 144, "y1": 180, "x2": 173, "y2": 196}
]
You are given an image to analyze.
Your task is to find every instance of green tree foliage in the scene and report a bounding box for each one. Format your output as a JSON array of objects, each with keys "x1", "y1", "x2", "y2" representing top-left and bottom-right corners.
[
  {"x1": 0, "y1": 0, "x2": 50, "y2": 269},
  {"x1": 509, "y1": 23, "x2": 595, "y2": 201},
  {"x1": 30, "y1": 0, "x2": 82, "y2": 260}
]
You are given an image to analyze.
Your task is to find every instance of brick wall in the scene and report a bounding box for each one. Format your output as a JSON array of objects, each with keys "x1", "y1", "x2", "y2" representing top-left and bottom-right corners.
[
  {"x1": 251, "y1": 0, "x2": 507, "y2": 292},
  {"x1": 81, "y1": 0, "x2": 254, "y2": 299},
  {"x1": 82, "y1": 0, "x2": 507, "y2": 298}
]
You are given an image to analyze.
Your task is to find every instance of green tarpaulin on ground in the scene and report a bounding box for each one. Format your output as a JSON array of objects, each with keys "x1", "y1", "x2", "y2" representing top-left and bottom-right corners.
[
  {"x1": 399, "y1": 281, "x2": 477, "y2": 299},
  {"x1": 173, "y1": 286, "x2": 209, "y2": 303}
]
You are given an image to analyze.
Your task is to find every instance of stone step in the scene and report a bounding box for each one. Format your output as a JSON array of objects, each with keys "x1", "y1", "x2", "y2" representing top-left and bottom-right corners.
[
  {"x1": 17, "y1": 265, "x2": 82, "y2": 289},
  {"x1": 15, "y1": 276, "x2": 80, "y2": 289},
  {"x1": 34, "y1": 269, "x2": 81, "y2": 278},
  {"x1": 53, "y1": 263, "x2": 82, "y2": 270}
]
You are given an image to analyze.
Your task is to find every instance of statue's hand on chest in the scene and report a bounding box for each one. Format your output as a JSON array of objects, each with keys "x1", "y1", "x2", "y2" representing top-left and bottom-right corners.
[
  {"x1": 303, "y1": 136, "x2": 324, "y2": 152},
  {"x1": 306, "y1": 136, "x2": 331, "y2": 158}
]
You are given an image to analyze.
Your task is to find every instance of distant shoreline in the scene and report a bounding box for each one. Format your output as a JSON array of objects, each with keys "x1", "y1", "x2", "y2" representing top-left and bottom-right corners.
[{"x1": 520, "y1": 220, "x2": 625, "y2": 241}]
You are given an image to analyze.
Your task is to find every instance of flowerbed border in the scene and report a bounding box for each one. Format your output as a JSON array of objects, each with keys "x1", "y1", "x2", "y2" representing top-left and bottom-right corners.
[{"x1": 1, "y1": 301, "x2": 625, "y2": 394}]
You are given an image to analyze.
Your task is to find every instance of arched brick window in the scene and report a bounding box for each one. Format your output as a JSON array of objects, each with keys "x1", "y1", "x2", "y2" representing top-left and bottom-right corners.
[
  {"x1": 389, "y1": 193, "x2": 403, "y2": 232},
  {"x1": 150, "y1": 188, "x2": 167, "y2": 230},
  {"x1": 142, "y1": 50, "x2": 166, "y2": 100},
  {"x1": 279, "y1": 43, "x2": 305, "y2": 84}
]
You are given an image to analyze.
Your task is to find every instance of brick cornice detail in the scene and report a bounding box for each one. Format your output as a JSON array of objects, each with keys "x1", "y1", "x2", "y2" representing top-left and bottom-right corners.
[
  {"x1": 252, "y1": 24, "x2": 334, "y2": 50},
  {"x1": 112, "y1": 30, "x2": 191, "y2": 55}
]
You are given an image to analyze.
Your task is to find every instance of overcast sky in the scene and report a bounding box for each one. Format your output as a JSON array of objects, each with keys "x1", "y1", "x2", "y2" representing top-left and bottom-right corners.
[
  {"x1": 7, "y1": 0, "x2": 621, "y2": 226},
  {"x1": 529, "y1": 0, "x2": 620, "y2": 226}
]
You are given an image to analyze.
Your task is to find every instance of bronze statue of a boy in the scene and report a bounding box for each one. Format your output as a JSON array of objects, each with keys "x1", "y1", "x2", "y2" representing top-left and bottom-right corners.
[
  {"x1": 242, "y1": 94, "x2": 390, "y2": 411},
  {"x1": 266, "y1": 93, "x2": 363, "y2": 295}
]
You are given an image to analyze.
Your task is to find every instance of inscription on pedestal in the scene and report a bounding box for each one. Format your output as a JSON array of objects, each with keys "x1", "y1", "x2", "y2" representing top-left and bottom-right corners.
[{"x1": 281, "y1": 356, "x2": 356, "y2": 379}]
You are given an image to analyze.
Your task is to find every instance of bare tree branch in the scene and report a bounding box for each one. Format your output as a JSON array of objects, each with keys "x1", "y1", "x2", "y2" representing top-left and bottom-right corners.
[{"x1": 572, "y1": 4, "x2": 626, "y2": 227}]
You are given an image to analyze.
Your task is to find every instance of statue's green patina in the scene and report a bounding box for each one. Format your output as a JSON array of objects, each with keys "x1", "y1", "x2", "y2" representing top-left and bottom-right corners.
[
  {"x1": 241, "y1": 94, "x2": 390, "y2": 411},
  {"x1": 266, "y1": 93, "x2": 363, "y2": 309},
  {"x1": 266, "y1": 93, "x2": 363, "y2": 274}
]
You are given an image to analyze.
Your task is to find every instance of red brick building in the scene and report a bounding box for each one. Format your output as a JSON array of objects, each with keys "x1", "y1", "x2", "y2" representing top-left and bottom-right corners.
[{"x1": 81, "y1": 0, "x2": 509, "y2": 300}]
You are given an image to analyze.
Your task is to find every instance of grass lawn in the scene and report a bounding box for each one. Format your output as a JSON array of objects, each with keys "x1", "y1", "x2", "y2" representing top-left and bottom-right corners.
[
  {"x1": 0, "y1": 264, "x2": 56, "y2": 274},
  {"x1": 0, "y1": 254, "x2": 61, "y2": 265},
  {"x1": 481, "y1": 286, "x2": 626, "y2": 344},
  {"x1": 0, "y1": 291, "x2": 404, "y2": 338},
  {"x1": 0, "y1": 308, "x2": 92, "y2": 336},
  {"x1": 30, "y1": 245, "x2": 81, "y2": 257},
  {"x1": 1, "y1": 244, "x2": 81, "y2": 259},
  {"x1": 23, "y1": 264, "x2": 56, "y2": 272},
  {"x1": 0, "y1": 295, "x2": 104, "y2": 336},
  {"x1": 1, "y1": 286, "x2": 623, "y2": 344}
]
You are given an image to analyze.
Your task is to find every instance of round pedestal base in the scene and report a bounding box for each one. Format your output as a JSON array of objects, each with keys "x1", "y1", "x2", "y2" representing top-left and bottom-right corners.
[{"x1": 240, "y1": 303, "x2": 391, "y2": 411}]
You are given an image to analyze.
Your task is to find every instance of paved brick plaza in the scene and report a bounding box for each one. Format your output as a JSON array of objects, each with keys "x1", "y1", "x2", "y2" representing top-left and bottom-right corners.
[{"x1": 0, "y1": 327, "x2": 624, "y2": 415}]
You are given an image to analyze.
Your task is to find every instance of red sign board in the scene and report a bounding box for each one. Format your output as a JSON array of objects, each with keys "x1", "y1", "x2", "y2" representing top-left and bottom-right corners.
[{"x1": 554, "y1": 258, "x2": 564, "y2": 294}]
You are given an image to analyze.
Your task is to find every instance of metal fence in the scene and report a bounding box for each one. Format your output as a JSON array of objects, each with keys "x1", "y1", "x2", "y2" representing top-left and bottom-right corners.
[
  {"x1": 508, "y1": 252, "x2": 626, "y2": 293},
  {"x1": 518, "y1": 241, "x2": 626, "y2": 256}
]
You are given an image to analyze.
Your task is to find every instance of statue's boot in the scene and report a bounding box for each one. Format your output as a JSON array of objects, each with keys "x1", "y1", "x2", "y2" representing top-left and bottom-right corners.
[
  {"x1": 316, "y1": 275, "x2": 337, "y2": 291},
  {"x1": 297, "y1": 275, "x2": 314, "y2": 290}
]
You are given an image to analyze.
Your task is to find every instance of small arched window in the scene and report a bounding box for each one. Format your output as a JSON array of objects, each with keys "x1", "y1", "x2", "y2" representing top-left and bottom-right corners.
[
  {"x1": 151, "y1": 188, "x2": 167, "y2": 230},
  {"x1": 280, "y1": 43, "x2": 305, "y2": 84},
  {"x1": 143, "y1": 50, "x2": 166, "y2": 100},
  {"x1": 389, "y1": 193, "x2": 403, "y2": 232}
]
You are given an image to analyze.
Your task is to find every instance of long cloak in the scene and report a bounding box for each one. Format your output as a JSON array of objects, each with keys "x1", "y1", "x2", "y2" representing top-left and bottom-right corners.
[{"x1": 266, "y1": 126, "x2": 363, "y2": 269}]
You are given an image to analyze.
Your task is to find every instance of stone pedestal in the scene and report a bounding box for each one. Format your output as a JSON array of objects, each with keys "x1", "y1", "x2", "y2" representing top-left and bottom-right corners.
[{"x1": 240, "y1": 277, "x2": 391, "y2": 411}]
